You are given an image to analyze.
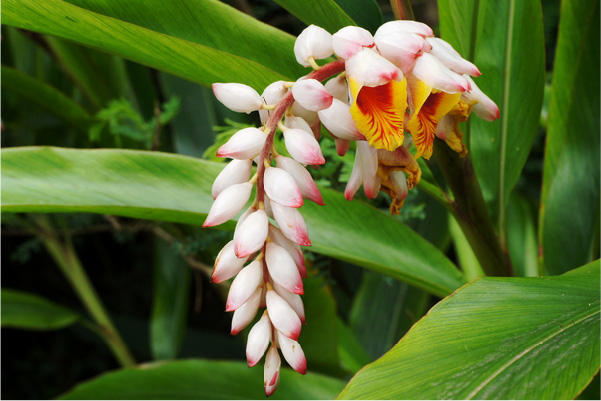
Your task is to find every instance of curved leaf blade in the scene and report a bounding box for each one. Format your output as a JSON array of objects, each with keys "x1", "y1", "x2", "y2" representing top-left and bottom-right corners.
[
  {"x1": 1, "y1": 0, "x2": 291, "y2": 91},
  {"x1": 338, "y1": 261, "x2": 600, "y2": 400},
  {"x1": 1, "y1": 147, "x2": 466, "y2": 297},
  {"x1": 1, "y1": 288, "x2": 80, "y2": 330},
  {"x1": 59, "y1": 359, "x2": 346, "y2": 399},
  {"x1": 540, "y1": 0, "x2": 600, "y2": 275}
]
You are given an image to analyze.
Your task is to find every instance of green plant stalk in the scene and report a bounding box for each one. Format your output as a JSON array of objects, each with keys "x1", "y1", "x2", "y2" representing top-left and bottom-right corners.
[
  {"x1": 36, "y1": 217, "x2": 136, "y2": 367},
  {"x1": 433, "y1": 140, "x2": 512, "y2": 276}
]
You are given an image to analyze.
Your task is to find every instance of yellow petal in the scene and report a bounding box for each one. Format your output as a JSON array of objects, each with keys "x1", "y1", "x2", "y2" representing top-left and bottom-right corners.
[
  {"x1": 407, "y1": 81, "x2": 461, "y2": 159},
  {"x1": 349, "y1": 78, "x2": 408, "y2": 151}
]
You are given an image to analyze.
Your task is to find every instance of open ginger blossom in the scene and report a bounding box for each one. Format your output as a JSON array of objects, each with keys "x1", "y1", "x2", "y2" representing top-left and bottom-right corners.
[{"x1": 204, "y1": 21, "x2": 498, "y2": 396}]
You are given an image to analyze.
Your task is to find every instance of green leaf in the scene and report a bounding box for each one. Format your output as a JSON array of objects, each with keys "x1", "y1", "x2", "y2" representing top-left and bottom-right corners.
[
  {"x1": 59, "y1": 359, "x2": 346, "y2": 399},
  {"x1": 150, "y1": 238, "x2": 191, "y2": 360},
  {"x1": 1, "y1": 65, "x2": 94, "y2": 131},
  {"x1": 336, "y1": 319, "x2": 371, "y2": 374},
  {"x1": 338, "y1": 261, "x2": 600, "y2": 400},
  {"x1": 448, "y1": 214, "x2": 484, "y2": 281},
  {"x1": 1, "y1": 147, "x2": 466, "y2": 297},
  {"x1": 506, "y1": 192, "x2": 539, "y2": 277},
  {"x1": 1, "y1": 288, "x2": 80, "y2": 330},
  {"x1": 439, "y1": 0, "x2": 545, "y2": 230},
  {"x1": 273, "y1": 0, "x2": 382, "y2": 34},
  {"x1": 540, "y1": 0, "x2": 600, "y2": 275},
  {"x1": 2, "y1": 0, "x2": 301, "y2": 91}
]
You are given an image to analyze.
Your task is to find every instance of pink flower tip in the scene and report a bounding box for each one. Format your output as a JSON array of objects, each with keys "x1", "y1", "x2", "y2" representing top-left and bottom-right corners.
[
  {"x1": 247, "y1": 355, "x2": 260, "y2": 367},
  {"x1": 225, "y1": 303, "x2": 236, "y2": 312},
  {"x1": 494, "y1": 107, "x2": 501, "y2": 120},
  {"x1": 231, "y1": 328, "x2": 241, "y2": 335},
  {"x1": 298, "y1": 236, "x2": 312, "y2": 247},
  {"x1": 473, "y1": 67, "x2": 482, "y2": 76},
  {"x1": 292, "y1": 284, "x2": 304, "y2": 295},
  {"x1": 297, "y1": 359, "x2": 307, "y2": 375},
  {"x1": 202, "y1": 218, "x2": 215, "y2": 228}
]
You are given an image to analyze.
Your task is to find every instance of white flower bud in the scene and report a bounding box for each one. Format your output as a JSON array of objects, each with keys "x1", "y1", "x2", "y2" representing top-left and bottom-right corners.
[
  {"x1": 283, "y1": 128, "x2": 326, "y2": 166},
  {"x1": 266, "y1": 288, "x2": 301, "y2": 340},
  {"x1": 332, "y1": 26, "x2": 374, "y2": 59},
  {"x1": 231, "y1": 287, "x2": 262, "y2": 335},
  {"x1": 284, "y1": 115, "x2": 313, "y2": 135},
  {"x1": 276, "y1": 155, "x2": 324, "y2": 205},
  {"x1": 263, "y1": 346, "x2": 281, "y2": 396},
  {"x1": 290, "y1": 101, "x2": 320, "y2": 127},
  {"x1": 427, "y1": 37, "x2": 481, "y2": 77},
  {"x1": 264, "y1": 167, "x2": 304, "y2": 208},
  {"x1": 265, "y1": 242, "x2": 303, "y2": 295},
  {"x1": 345, "y1": 47, "x2": 402, "y2": 88},
  {"x1": 411, "y1": 53, "x2": 470, "y2": 93},
  {"x1": 268, "y1": 225, "x2": 306, "y2": 277},
  {"x1": 318, "y1": 99, "x2": 365, "y2": 141},
  {"x1": 270, "y1": 200, "x2": 311, "y2": 247},
  {"x1": 246, "y1": 314, "x2": 272, "y2": 367},
  {"x1": 375, "y1": 20, "x2": 434, "y2": 38},
  {"x1": 272, "y1": 280, "x2": 305, "y2": 323},
  {"x1": 294, "y1": 25, "x2": 334, "y2": 67},
  {"x1": 203, "y1": 182, "x2": 253, "y2": 228},
  {"x1": 216, "y1": 127, "x2": 266, "y2": 160},
  {"x1": 277, "y1": 330, "x2": 307, "y2": 374},
  {"x1": 212, "y1": 159, "x2": 252, "y2": 199},
  {"x1": 374, "y1": 31, "x2": 427, "y2": 75},
  {"x1": 325, "y1": 75, "x2": 349, "y2": 103},
  {"x1": 357, "y1": 141, "x2": 379, "y2": 199},
  {"x1": 461, "y1": 75, "x2": 500, "y2": 121},
  {"x1": 335, "y1": 137, "x2": 351, "y2": 157},
  {"x1": 212, "y1": 240, "x2": 249, "y2": 283},
  {"x1": 345, "y1": 148, "x2": 364, "y2": 201},
  {"x1": 226, "y1": 260, "x2": 263, "y2": 311},
  {"x1": 291, "y1": 79, "x2": 333, "y2": 111},
  {"x1": 212, "y1": 83, "x2": 263, "y2": 113},
  {"x1": 260, "y1": 81, "x2": 288, "y2": 124},
  {"x1": 234, "y1": 209, "x2": 269, "y2": 258}
]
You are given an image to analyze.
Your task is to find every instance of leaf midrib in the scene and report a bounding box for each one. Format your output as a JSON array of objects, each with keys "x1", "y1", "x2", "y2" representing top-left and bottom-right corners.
[{"x1": 466, "y1": 300, "x2": 600, "y2": 399}]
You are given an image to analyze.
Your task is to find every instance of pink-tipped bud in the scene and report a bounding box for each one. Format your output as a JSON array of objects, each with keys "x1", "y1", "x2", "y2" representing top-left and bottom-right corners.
[
  {"x1": 266, "y1": 289, "x2": 301, "y2": 340},
  {"x1": 345, "y1": 148, "x2": 364, "y2": 201},
  {"x1": 283, "y1": 129, "x2": 326, "y2": 166},
  {"x1": 277, "y1": 331, "x2": 307, "y2": 374},
  {"x1": 291, "y1": 79, "x2": 333, "y2": 112},
  {"x1": 264, "y1": 167, "x2": 304, "y2": 208},
  {"x1": 234, "y1": 210, "x2": 269, "y2": 258},
  {"x1": 284, "y1": 115, "x2": 313, "y2": 136},
  {"x1": 268, "y1": 225, "x2": 306, "y2": 278},
  {"x1": 212, "y1": 240, "x2": 249, "y2": 283},
  {"x1": 345, "y1": 47, "x2": 402, "y2": 87},
  {"x1": 318, "y1": 99, "x2": 365, "y2": 141},
  {"x1": 426, "y1": 38, "x2": 480, "y2": 76},
  {"x1": 231, "y1": 287, "x2": 262, "y2": 335},
  {"x1": 216, "y1": 127, "x2": 266, "y2": 160},
  {"x1": 270, "y1": 201, "x2": 311, "y2": 246},
  {"x1": 246, "y1": 314, "x2": 272, "y2": 367},
  {"x1": 272, "y1": 280, "x2": 305, "y2": 323},
  {"x1": 375, "y1": 20, "x2": 434, "y2": 38},
  {"x1": 374, "y1": 32, "x2": 427, "y2": 75},
  {"x1": 265, "y1": 242, "x2": 304, "y2": 295},
  {"x1": 411, "y1": 53, "x2": 470, "y2": 93},
  {"x1": 357, "y1": 141, "x2": 379, "y2": 199},
  {"x1": 276, "y1": 156, "x2": 324, "y2": 205},
  {"x1": 212, "y1": 159, "x2": 252, "y2": 199},
  {"x1": 461, "y1": 75, "x2": 500, "y2": 121},
  {"x1": 294, "y1": 25, "x2": 334, "y2": 67},
  {"x1": 332, "y1": 26, "x2": 374, "y2": 60},
  {"x1": 260, "y1": 81, "x2": 288, "y2": 123},
  {"x1": 290, "y1": 101, "x2": 320, "y2": 127},
  {"x1": 335, "y1": 138, "x2": 351, "y2": 157},
  {"x1": 234, "y1": 207, "x2": 254, "y2": 238},
  {"x1": 226, "y1": 260, "x2": 263, "y2": 311},
  {"x1": 325, "y1": 75, "x2": 349, "y2": 103},
  {"x1": 263, "y1": 346, "x2": 281, "y2": 396},
  {"x1": 203, "y1": 182, "x2": 253, "y2": 228},
  {"x1": 390, "y1": 170, "x2": 409, "y2": 199},
  {"x1": 212, "y1": 83, "x2": 263, "y2": 113}
]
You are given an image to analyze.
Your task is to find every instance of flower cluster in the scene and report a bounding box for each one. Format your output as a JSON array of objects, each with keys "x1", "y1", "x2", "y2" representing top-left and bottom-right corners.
[{"x1": 204, "y1": 20, "x2": 498, "y2": 395}]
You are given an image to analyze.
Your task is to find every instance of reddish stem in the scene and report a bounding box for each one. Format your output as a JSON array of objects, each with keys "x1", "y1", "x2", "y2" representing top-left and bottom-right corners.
[{"x1": 256, "y1": 59, "x2": 346, "y2": 203}]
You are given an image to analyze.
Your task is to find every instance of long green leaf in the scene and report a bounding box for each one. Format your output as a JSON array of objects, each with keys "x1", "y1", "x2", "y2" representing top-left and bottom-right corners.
[
  {"x1": 439, "y1": 0, "x2": 545, "y2": 231},
  {"x1": 338, "y1": 261, "x2": 600, "y2": 399},
  {"x1": 2, "y1": 0, "x2": 298, "y2": 91},
  {"x1": 59, "y1": 359, "x2": 346, "y2": 399},
  {"x1": 1, "y1": 288, "x2": 80, "y2": 330},
  {"x1": 150, "y1": 238, "x2": 191, "y2": 360},
  {"x1": 540, "y1": 0, "x2": 600, "y2": 275},
  {"x1": 506, "y1": 192, "x2": 539, "y2": 277},
  {"x1": 1, "y1": 65, "x2": 94, "y2": 131},
  {"x1": 1, "y1": 147, "x2": 466, "y2": 297},
  {"x1": 273, "y1": 0, "x2": 382, "y2": 34}
]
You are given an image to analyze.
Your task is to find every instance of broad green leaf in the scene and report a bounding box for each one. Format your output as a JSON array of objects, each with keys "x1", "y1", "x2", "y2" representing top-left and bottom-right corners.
[
  {"x1": 439, "y1": 0, "x2": 545, "y2": 230},
  {"x1": 1, "y1": 147, "x2": 466, "y2": 297},
  {"x1": 540, "y1": 0, "x2": 600, "y2": 275},
  {"x1": 2, "y1": 0, "x2": 298, "y2": 91},
  {"x1": 1, "y1": 288, "x2": 80, "y2": 330},
  {"x1": 150, "y1": 238, "x2": 191, "y2": 360},
  {"x1": 506, "y1": 192, "x2": 539, "y2": 277},
  {"x1": 60, "y1": 359, "x2": 346, "y2": 399},
  {"x1": 273, "y1": 0, "x2": 382, "y2": 34},
  {"x1": 336, "y1": 319, "x2": 371, "y2": 374},
  {"x1": 338, "y1": 261, "x2": 600, "y2": 400},
  {"x1": 1, "y1": 65, "x2": 93, "y2": 132},
  {"x1": 45, "y1": 37, "x2": 132, "y2": 110}
]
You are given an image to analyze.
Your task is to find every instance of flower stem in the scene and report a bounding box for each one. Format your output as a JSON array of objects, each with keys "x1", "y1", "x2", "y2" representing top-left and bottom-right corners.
[
  {"x1": 35, "y1": 216, "x2": 136, "y2": 367},
  {"x1": 432, "y1": 140, "x2": 513, "y2": 276}
]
